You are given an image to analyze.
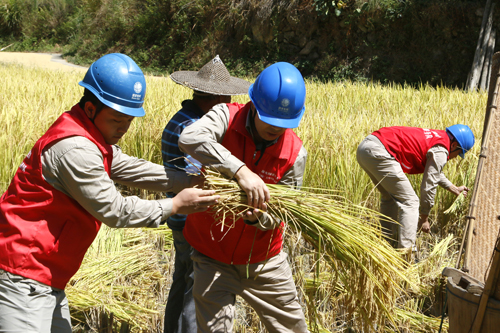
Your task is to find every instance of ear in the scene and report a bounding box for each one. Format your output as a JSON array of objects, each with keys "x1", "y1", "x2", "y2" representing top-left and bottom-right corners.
[
  {"x1": 84, "y1": 101, "x2": 96, "y2": 119},
  {"x1": 450, "y1": 141, "x2": 459, "y2": 151}
]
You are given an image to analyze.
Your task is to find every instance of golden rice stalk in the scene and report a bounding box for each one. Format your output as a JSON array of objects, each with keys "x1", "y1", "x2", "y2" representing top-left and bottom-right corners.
[
  {"x1": 443, "y1": 192, "x2": 465, "y2": 215},
  {"x1": 391, "y1": 306, "x2": 447, "y2": 333},
  {"x1": 202, "y1": 169, "x2": 413, "y2": 332},
  {"x1": 66, "y1": 226, "x2": 172, "y2": 331}
]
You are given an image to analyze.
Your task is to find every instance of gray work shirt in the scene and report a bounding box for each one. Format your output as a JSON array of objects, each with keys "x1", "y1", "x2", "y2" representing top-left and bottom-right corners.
[
  {"x1": 41, "y1": 136, "x2": 192, "y2": 228},
  {"x1": 419, "y1": 144, "x2": 453, "y2": 215},
  {"x1": 178, "y1": 103, "x2": 307, "y2": 229}
]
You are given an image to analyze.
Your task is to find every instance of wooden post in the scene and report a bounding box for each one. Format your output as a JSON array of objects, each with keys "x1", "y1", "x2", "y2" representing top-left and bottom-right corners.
[
  {"x1": 470, "y1": 230, "x2": 500, "y2": 333},
  {"x1": 486, "y1": 30, "x2": 497, "y2": 92},
  {"x1": 467, "y1": 0, "x2": 494, "y2": 90},
  {"x1": 480, "y1": 30, "x2": 496, "y2": 91}
]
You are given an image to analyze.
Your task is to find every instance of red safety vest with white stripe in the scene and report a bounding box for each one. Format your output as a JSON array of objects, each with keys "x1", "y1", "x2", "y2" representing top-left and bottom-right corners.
[
  {"x1": 372, "y1": 126, "x2": 450, "y2": 174},
  {"x1": 0, "y1": 104, "x2": 112, "y2": 289},
  {"x1": 183, "y1": 102, "x2": 303, "y2": 265}
]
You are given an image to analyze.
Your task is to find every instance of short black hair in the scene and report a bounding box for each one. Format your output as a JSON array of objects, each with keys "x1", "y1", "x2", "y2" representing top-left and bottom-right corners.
[{"x1": 78, "y1": 88, "x2": 105, "y2": 113}]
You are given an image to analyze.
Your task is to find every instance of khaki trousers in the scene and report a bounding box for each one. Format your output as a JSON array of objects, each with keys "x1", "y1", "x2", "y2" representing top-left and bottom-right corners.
[
  {"x1": 192, "y1": 250, "x2": 309, "y2": 333},
  {"x1": 0, "y1": 269, "x2": 71, "y2": 333},
  {"x1": 356, "y1": 135, "x2": 419, "y2": 248}
]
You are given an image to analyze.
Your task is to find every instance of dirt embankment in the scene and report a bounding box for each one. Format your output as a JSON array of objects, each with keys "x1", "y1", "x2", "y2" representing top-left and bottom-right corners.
[{"x1": 0, "y1": 52, "x2": 87, "y2": 72}]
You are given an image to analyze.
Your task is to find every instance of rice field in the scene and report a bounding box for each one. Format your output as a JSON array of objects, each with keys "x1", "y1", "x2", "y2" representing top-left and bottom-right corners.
[{"x1": 0, "y1": 62, "x2": 487, "y2": 332}]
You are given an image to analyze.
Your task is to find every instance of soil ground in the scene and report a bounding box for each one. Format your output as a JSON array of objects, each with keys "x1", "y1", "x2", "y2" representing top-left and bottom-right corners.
[{"x1": 0, "y1": 52, "x2": 87, "y2": 72}]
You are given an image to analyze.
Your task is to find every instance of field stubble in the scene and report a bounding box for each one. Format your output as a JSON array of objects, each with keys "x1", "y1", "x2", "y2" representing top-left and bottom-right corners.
[{"x1": 0, "y1": 63, "x2": 486, "y2": 332}]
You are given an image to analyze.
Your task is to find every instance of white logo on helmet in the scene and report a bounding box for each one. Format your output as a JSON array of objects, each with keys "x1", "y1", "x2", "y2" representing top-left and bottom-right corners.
[
  {"x1": 134, "y1": 82, "x2": 143, "y2": 93},
  {"x1": 278, "y1": 98, "x2": 290, "y2": 113}
]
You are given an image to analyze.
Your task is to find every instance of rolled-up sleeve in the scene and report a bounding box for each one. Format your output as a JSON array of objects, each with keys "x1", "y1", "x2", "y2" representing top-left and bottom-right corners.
[
  {"x1": 178, "y1": 103, "x2": 245, "y2": 178},
  {"x1": 420, "y1": 145, "x2": 451, "y2": 215},
  {"x1": 42, "y1": 137, "x2": 175, "y2": 228}
]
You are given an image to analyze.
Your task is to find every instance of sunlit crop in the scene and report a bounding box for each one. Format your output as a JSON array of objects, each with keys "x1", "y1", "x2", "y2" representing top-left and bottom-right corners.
[{"x1": 0, "y1": 63, "x2": 486, "y2": 332}]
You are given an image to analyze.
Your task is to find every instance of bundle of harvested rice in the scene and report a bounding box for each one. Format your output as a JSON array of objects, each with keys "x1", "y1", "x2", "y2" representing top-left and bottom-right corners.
[
  {"x1": 202, "y1": 169, "x2": 413, "y2": 331},
  {"x1": 66, "y1": 226, "x2": 173, "y2": 331}
]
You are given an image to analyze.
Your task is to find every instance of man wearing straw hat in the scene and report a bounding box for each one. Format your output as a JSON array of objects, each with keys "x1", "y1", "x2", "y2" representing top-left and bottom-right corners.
[
  {"x1": 0, "y1": 53, "x2": 219, "y2": 333},
  {"x1": 356, "y1": 125, "x2": 475, "y2": 250},
  {"x1": 161, "y1": 55, "x2": 251, "y2": 333},
  {"x1": 178, "y1": 62, "x2": 309, "y2": 332}
]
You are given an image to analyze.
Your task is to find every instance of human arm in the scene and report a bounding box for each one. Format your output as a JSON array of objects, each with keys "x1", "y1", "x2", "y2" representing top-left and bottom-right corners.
[
  {"x1": 111, "y1": 144, "x2": 200, "y2": 193},
  {"x1": 178, "y1": 104, "x2": 244, "y2": 176},
  {"x1": 41, "y1": 137, "x2": 218, "y2": 228},
  {"x1": 419, "y1": 145, "x2": 468, "y2": 233},
  {"x1": 178, "y1": 103, "x2": 269, "y2": 209}
]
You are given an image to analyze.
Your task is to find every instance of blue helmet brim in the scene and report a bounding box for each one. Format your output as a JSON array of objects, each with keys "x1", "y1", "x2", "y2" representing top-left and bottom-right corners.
[
  {"x1": 79, "y1": 81, "x2": 145, "y2": 117},
  {"x1": 256, "y1": 106, "x2": 305, "y2": 129}
]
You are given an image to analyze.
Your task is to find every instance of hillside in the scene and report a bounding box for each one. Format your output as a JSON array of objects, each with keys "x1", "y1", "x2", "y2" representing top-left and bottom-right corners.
[{"x1": 0, "y1": 0, "x2": 494, "y2": 85}]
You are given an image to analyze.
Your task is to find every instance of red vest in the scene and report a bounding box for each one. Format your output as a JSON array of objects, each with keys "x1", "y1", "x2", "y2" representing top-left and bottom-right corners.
[
  {"x1": 183, "y1": 102, "x2": 303, "y2": 265},
  {"x1": 372, "y1": 127, "x2": 450, "y2": 174},
  {"x1": 0, "y1": 104, "x2": 113, "y2": 289}
]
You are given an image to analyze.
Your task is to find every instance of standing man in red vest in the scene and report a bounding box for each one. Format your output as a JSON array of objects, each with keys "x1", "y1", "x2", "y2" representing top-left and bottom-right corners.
[
  {"x1": 161, "y1": 55, "x2": 251, "y2": 333},
  {"x1": 0, "y1": 53, "x2": 219, "y2": 333},
  {"x1": 178, "y1": 62, "x2": 309, "y2": 332},
  {"x1": 356, "y1": 125, "x2": 475, "y2": 249}
]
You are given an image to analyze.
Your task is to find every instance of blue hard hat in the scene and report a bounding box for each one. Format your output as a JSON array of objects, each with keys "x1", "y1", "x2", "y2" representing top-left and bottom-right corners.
[
  {"x1": 446, "y1": 124, "x2": 475, "y2": 158},
  {"x1": 79, "y1": 53, "x2": 146, "y2": 117},
  {"x1": 249, "y1": 62, "x2": 306, "y2": 128}
]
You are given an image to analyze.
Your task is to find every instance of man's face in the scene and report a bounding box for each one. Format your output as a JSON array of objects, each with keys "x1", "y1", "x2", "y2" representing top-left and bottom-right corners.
[
  {"x1": 252, "y1": 105, "x2": 286, "y2": 142},
  {"x1": 92, "y1": 106, "x2": 134, "y2": 145}
]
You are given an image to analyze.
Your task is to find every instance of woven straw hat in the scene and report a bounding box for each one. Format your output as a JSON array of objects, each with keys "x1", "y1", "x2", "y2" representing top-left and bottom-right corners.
[{"x1": 170, "y1": 55, "x2": 251, "y2": 96}]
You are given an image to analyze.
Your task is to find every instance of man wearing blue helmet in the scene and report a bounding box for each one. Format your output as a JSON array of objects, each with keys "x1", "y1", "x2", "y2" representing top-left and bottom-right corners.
[
  {"x1": 178, "y1": 62, "x2": 309, "y2": 332},
  {"x1": 161, "y1": 55, "x2": 251, "y2": 333},
  {"x1": 356, "y1": 124, "x2": 475, "y2": 250},
  {"x1": 0, "y1": 53, "x2": 219, "y2": 332}
]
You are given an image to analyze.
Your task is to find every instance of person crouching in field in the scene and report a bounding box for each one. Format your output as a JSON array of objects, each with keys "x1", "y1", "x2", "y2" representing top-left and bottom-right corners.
[
  {"x1": 0, "y1": 53, "x2": 219, "y2": 332},
  {"x1": 178, "y1": 62, "x2": 310, "y2": 332},
  {"x1": 161, "y1": 55, "x2": 251, "y2": 333},
  {"x1": 356, "y1": 125, "x2": 475, "y2": 249}
]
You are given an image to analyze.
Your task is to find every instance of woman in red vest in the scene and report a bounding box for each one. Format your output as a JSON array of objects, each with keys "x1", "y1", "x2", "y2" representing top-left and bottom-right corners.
[
  {"x1": 356, "y1": 125, "x2": 475, "y2": 249},
  {"x1": 0, "y1": 53, "x2": 219, "y2": 332},
  {"x1": 178, "y1": 62, "x2": 310, "y2": 332}
]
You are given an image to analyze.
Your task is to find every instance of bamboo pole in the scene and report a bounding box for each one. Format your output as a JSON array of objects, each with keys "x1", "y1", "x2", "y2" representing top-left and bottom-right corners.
[
  {"x1": 458, "y1": 52, "x2": 500, "y2": 271},
  {"x1": 470, "y1": 229, "x2": 500, "y2": 333},
  {"x1": 467, "y1": 0, "x2": 495, "y2": 91}
]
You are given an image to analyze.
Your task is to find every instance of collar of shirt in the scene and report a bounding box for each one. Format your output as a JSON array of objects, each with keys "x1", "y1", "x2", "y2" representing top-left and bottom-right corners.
[{"x1": 181, "y1": 99, "x2": 206, "y2": 118}]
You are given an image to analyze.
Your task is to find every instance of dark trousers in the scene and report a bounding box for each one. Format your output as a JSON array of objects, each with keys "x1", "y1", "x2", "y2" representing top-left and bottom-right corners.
[{"x1": 164, "y1": 230, "x2": 196, "y2": 333}]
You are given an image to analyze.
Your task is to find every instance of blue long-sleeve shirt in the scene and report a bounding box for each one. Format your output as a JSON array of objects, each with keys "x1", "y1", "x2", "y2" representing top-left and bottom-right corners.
[{"x1": 161, "y1": 99, "x2": 205, "y2": 230}]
